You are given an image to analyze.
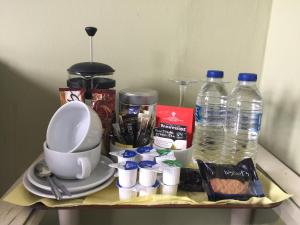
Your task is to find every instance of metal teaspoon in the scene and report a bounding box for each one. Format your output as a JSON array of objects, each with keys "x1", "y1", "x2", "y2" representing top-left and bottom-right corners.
[{"x1": 34, "y1": 162, "x2": 63, "y2": 200}]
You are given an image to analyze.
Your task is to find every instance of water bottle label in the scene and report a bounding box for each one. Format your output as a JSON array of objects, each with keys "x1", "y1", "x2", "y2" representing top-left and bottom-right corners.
[
  {"x1": 254, "y1": 113, "x2": 262, "y2": 132},
  {"x1": 239, "y1": 111, "x2": 262, "y2": 132},
  {"x1": 195, "y1": 105, "x2": 202, "y2": 123}
]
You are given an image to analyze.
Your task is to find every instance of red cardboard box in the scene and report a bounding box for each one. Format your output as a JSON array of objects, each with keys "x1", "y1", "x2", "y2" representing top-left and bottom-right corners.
[{"x1": 156, "y1": 105, "x2": 195, "y2": 148}]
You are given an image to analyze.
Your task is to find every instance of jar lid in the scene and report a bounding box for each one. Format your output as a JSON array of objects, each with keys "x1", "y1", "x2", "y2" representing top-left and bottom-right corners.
[
  {"x1": 119, "y1": 88, "x2": 158, "y2": 105},
  {"x1": 92, "y1": 78, "x2": 115, "y2": 89}
]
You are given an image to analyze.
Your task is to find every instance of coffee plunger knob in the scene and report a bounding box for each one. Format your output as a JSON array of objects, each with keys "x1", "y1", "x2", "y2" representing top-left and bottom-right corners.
[{"x1": 85, "y1": 27, "x2": 97, "y2": 37}]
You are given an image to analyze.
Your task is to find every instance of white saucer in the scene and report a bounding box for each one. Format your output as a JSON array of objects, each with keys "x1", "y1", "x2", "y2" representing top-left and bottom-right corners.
[
  {"x1": 27, "y1": 155, "x2": 115, "y2": 193},
  {"x1": 23, "y1": 175, "x2": 115, "y2": 200}
]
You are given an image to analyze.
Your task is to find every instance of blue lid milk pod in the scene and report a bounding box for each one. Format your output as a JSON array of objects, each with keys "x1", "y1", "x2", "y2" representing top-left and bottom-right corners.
[
  {"x1": 138, "y1": 161, "x2": 160, "y2": 187},
  {"x1": 110, "y1": 161, "x2": 138, "y2": 188},
  {"x1": 136, "y1": 146, "x2": 159, "y2": 161},
  {"x1": 109, "y1": 150, "x2": 137, "y2": 163}
]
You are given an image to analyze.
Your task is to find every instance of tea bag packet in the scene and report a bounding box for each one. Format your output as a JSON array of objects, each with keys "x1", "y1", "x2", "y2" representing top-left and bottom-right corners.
[
  {"x1": 112, "y1": 123, "x2": 126, "y2": 144},
  {"x1": 160, "y1": 160, "x2": 182, "y2": 186},
  {"x1": 109, "y1": 150, "x2": 137, "y2": 163},
  {"x1": 155, "y1": 149, "x2": 176, "y2": 164},
  {"x1": 136, "y1": 146, "x2": 159, "y2": 161},
  {"x1": 156, "y1": 105, "x2": 194, "y2": 148},
  {"x1": 136, "y1": 112, "x2": 154, "y2": 147},
  {"x1": 153, "y1": 124, "x2": 187, "y2": 150},
  {"x1": 197, "y1": 158, "x2": 265, "y2": 201},
  {"x1": 59, "y1": 88, "x2": 85, "y2": 105},
  {"x1": 120, "y1": 114, "x2": 138, "y2": 145}
]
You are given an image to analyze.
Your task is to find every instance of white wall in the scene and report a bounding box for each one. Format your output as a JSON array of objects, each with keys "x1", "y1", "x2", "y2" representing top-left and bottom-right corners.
[
  {"x1": 260, "y1": 0, "x2": 300, "y2": 174},
  {"x1": 0, "y1": 0, "x2": 282, "y2": 224}
]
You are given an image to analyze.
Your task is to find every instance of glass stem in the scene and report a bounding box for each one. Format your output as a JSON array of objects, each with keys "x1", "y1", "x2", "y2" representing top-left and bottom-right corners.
[{"x1": 179, "y1": 84, "x2": 187, "y2": 107}]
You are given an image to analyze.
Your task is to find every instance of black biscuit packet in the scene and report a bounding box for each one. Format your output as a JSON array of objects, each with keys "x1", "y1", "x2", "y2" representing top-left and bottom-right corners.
[
  {"x1": 178, "y1": 168, "x2": 204, "y2": 192},
  {"x1": 197, "y1": 158, "x2": 265, "y2": 201}
]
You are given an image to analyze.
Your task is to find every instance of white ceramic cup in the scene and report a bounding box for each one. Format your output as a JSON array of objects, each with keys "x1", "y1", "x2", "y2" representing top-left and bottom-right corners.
[
  {"x1": 46, "y1": 101, "x2": 102, "y2": 153},
  {"x1": 160, "y1": 183, "x2": 178, "y2": 195},
  {"x1": 44, "y1": 142, "x2": 101, "y2": 179},
  {"x1": 139, "y1": 181, "x2": 160, "y2": 197},
  {"x1": 116, "y1": 181, "x2": 138, "y2": 200},
  {"x1": 118, "y1": 164, "x2": 138, "y2": 188},
  {"x1": 162, "y1": 167, "x2": 181, "y2": 185}
]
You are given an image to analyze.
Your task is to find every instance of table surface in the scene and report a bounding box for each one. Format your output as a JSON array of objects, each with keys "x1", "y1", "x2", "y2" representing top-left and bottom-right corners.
[{"x1": 2, "y1": 154, "x2": 286, "y2": 210}]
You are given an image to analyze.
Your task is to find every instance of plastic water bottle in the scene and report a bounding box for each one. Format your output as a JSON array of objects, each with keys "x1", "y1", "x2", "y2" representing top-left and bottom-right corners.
[
  {"x1": 223, "y1": 73, "x2": 263, "y2": 164},
  {"x1": 193, "y1": 70, "x2": 228, "y2": 163}
]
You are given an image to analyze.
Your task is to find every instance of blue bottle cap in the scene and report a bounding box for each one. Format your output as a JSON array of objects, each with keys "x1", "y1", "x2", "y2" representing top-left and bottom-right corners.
[
  {"x1": 136, "y1": 146, "x2": 154, "y2": 154},
  {"x1": 124, "y1": 161, "x2": 138, "y2": 170},
  {"x1": 138, "y1": 160, "x2": 156, "y2": 168},
  {"x1": 207, "y1": 70, "x2": 224, "y2": 78},
  {"x1": 122, "y1": 150, "x2": 137, "y2": 158},
  {"x1": 238, "y1": 73, "x2": 257, "y2": 81}
]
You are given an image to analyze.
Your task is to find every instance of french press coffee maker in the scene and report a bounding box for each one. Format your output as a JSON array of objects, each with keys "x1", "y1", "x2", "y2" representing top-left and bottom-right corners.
[{"x1": 67, "y1": 27, "x2": 115, "y2": 99}]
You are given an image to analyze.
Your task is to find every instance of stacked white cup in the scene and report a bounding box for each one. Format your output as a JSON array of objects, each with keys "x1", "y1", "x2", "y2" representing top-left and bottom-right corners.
[
  {"x1": 115, "y1": 161, "x2": 139, "y2": 200},
  {"x1": 44, "y1": 101, "x2": 103, "y2": 179},
  {"x1": 159, "y1": 160, "x2": 182, "y2": 195}
]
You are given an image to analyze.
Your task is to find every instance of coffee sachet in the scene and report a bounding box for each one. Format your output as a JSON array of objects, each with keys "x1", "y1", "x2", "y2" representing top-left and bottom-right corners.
[
  {"x1": 91, "y1": 89, "x2": 116, "y2": 154},
  {"x1": 59, "y1": 88, "x2": 85, "y2": 105}
]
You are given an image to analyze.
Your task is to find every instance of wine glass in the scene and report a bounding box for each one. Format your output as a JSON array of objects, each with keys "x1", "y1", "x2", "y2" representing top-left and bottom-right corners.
[{"x1": 169, "y1": 78, "x2": 198, "y2": 107}]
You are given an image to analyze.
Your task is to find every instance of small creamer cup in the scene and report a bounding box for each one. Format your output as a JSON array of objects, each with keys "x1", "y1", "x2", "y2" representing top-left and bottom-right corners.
[
  {"x1": 161, "y1": 160, "x2": 182, "y2": 186},
  {"x1": 139, "y1": 180, "x2": 160, "y2": 197},
  {"x1": 138, "y1": 160, "x2": 160, "y2": 187},
  {"x1": 155, "y1": 149, "x2": 176, "y2": 164},
  {"x1": 114, "y1": 161, "x2": 138, "y2": 188},
  {"x1": 116, "y1": 180, "x2": 138, "y2": 200},
  {"x1": 160, "y1": 182, "x2": 178, "y2": 195},
  {"x1": 110, "y1": 150, "x2": 137, "y2": 163},
  {"x1": 136, "y1": 146, "x2": 159, "y2": 161}
]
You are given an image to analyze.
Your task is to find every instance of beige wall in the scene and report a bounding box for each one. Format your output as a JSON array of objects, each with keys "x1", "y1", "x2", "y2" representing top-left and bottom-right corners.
[
  {"x1": 0, "y1": 0, "x2": 282, "y2": 224},
  {"x1": 260, "y1": 0, "x2": 300, "y2": 174}
]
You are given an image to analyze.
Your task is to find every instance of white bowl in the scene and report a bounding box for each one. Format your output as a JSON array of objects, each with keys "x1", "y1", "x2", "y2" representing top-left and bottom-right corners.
[
  {"x1": 44, "y1": 142, "x2": 101, "y2": 179},
  {"x1": 46, "y1": 101, "x2": 102, "y2": 153}
]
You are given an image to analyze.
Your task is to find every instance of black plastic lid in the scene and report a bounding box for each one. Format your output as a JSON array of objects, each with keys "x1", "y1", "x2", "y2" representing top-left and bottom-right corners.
[
  {"x1": 67, "y1": 62, "x2": 115, "y2": 77},
  {"x1": 92, "y1": 78, "x2": 115, "y2": 89}
]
